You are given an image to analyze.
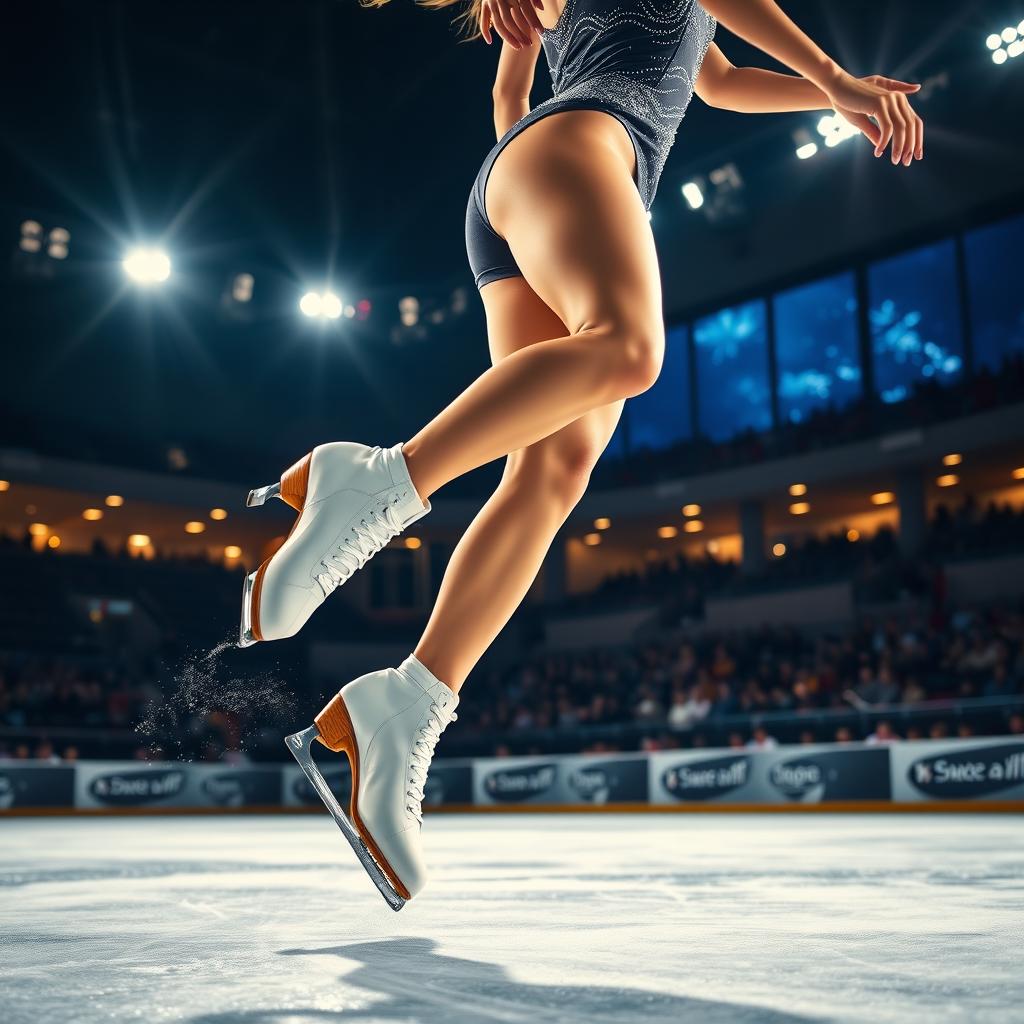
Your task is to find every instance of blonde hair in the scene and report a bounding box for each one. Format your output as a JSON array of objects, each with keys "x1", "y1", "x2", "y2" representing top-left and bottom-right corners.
[{"x1": 360, "y1": 0, "x2": 484, "y2": 40}]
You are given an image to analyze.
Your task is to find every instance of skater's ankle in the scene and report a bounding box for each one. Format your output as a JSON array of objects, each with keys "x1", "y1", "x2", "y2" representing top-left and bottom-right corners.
[
  {"x1": 406, "y1": 649, "x2": 462, "y2": 695},
  {"x1": 398, "y1": 438, "x2": 433, "y2": 503}
]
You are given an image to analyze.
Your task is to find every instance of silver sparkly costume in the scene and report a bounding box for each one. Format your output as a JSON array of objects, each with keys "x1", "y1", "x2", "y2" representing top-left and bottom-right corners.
[{"x1": 466, "y1": 0, "x2": 716, "y2": 288}]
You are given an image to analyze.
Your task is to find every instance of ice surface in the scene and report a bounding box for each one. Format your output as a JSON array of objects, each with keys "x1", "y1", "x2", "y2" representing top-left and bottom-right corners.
[{"x1": 1, "y1": 813, "x2": 1022, "y2": 1023}]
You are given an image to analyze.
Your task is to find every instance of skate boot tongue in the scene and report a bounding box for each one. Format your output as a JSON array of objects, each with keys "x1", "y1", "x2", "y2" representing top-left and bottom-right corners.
[{"x1": 406, "y1": 687, "x2": 459, "y2": 826}]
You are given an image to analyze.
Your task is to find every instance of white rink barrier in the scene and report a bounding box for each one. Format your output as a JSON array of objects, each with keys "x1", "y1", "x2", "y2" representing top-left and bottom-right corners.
[{"x1": 1, "y1": 738, "x2": 1023, "y2": 812}]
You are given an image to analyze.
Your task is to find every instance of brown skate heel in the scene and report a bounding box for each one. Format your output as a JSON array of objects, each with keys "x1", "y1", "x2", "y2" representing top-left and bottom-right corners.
[
  {"x1": 314, "y1": 692, "x2": 412, "y2": 902},
  {"x1": 239, "y1": 452, "x2": 313, "y2": 647}
]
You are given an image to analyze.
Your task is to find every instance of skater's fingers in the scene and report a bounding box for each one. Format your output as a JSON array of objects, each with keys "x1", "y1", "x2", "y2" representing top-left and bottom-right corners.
[{"x1": 479, "y1": 4, "x2": 493, "y2": 44}]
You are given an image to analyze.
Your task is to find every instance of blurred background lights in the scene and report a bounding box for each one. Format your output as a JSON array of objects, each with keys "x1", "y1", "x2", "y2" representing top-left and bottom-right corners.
[
  {"x1": 209, "y1": 508, "x2": 228, "y2": 521},
  {"x1": 123, "y1": 247, "x2": 171, "y2": 284},
  {"x1": 582, "y1": 532, "x2": 601, "y2": 546},
  {"x1": 817, "y1": 112, "x2": 858, "y2": 148},
  {"x1": 681, "y1": 181, "x2": 704, "y2": 209},
  {"x1": 989, "y1": 22, "x2": 1023, "y2": 63},
  {"x1": 82, "y1": 508, "x2": 103, "y2": 521},
  {"x1": 300, "y1": 290, "x2": 343, "y2": 320},
  {"x1": 231, "y1": 273, "x2": 254, "y2": 303},
  {"x1": 127, "y1": 534, "x2": 150, "y2": 548},
  {"x1": 105, "y1": 494, "x2": 124, "y2": 507},
  {"x1": 19, "y1": 220, "x2": 43, "y2": 253}
]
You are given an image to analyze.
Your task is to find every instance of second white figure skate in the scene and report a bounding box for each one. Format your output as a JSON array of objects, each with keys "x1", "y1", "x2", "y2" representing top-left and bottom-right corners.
[
  {"x1": 240, "y1": 441, "x2": 430, "y2": 647},
  {"x1": 285, "y1": 659, "x2": 458, "y2": 910}
]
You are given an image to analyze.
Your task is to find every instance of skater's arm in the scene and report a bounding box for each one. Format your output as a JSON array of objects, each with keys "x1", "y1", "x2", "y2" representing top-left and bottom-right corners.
[
  {"x1": 699, "y1": 0, "x2": 924, "y2": 163},
  {"x1": 491, "y1": 37, "x2": 541, "y2": 138},
  {"x1": 696, "y1": 44, "x2": 831, "y2": 113}
]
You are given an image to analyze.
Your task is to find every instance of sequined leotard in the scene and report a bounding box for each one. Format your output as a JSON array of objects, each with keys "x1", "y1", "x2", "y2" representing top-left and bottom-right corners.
[{"x1": 466, "y1": 0, "x2": 716, "y2": 289}]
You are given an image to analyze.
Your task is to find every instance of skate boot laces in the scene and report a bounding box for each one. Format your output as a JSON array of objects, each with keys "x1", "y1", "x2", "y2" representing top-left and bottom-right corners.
[
  {"x1": 315, "y1": 498, "x2": 404, "y2": 597},
  {"x1": 406, "y1": 700, "x2": 457, "y2": 825}
]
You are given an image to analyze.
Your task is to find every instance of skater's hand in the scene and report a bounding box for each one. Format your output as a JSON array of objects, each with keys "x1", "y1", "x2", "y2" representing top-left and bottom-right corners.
[
  {"x1": 479, "y1": 0, "x2": 545, "y2": 50},
  {"x1": 826, "y1": 72, "x2": 924, "y2": 166}
]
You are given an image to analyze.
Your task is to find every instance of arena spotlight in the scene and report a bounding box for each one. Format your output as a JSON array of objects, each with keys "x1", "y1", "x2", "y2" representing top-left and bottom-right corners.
[
  {"x1": 300, "y1": 290, "x2": 343, "y2": 320},
  {"x1": 321, "y1": 291, "x2": 343, "y2": 320},
  {"x1": 582, "y1": 532, "x2": 602, "y2": 546},
  {"x1": 594, "y1": 517, "x2": 611, "y2": 530},
  {"x1": 48, "y1": 227, "x2": 70, "y2": 260},
  {"x1": 817, "y1": 113, "x2": 858, "y2": 149},
  {"x1": 231, "y1": 273, "x2": 254, "y2": 303},
  {"x1": 989, "y1": 23, "x2": 1024, "y2": 63},
  {"x1": 299, "y1": 291, "x2": 322, "y2": 318},
  {"x1": 793, "y1": 129, "x2": 817, "y2": 160},
  {"x1": 123, "y1": 247, "x2": 171, "y2": 285},
  {"x1": 657, "y1": 525, "x2": 679, "y2": 539},
  {"x1": 19, "y1": 220, "x2": 43, "y2": 253},
  {"x1": 681, "y1": 181, "x2": 704, "y2": 210}
]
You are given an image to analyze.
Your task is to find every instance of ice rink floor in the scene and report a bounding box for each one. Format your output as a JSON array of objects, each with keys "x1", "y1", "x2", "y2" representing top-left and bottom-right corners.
[{"x1": 2, "y1": 813, "x2": 1022, "y2": 1024}]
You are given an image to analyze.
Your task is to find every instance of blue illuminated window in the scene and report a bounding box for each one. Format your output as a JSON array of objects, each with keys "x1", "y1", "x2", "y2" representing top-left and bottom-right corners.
[
  {"x1": 627, "y1": 324, "x2": 692, "y2": 451},
  {"x1": 773, "y1": 272, "x2": 862, "y2": 424},
  {"x1": 867, "y1": 239, "x2": 964, "y2": 404},
  {"x1": 693, "y1": 299, "x2": 772, "y2": 441},
  {"x1": 964, "y1": 213, "x2": 1024, "y2": 373}
]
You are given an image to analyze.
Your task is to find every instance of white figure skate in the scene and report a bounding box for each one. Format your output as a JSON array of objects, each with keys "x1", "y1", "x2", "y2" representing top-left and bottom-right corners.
[
  {"x1": 240, "y1": 441, "x2": 429, "y2": 647},
  {"x1": 285, "y1": 657, "x2": 458, "y2": 910}
]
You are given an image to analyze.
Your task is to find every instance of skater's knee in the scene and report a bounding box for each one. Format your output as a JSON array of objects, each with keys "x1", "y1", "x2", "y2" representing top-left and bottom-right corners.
[
  {"x1": 508, "y1": 431, "x2": 602, "y2": 513},
  {"x1": 580, "y1": 317, "x2": 665, "y2": 400}
]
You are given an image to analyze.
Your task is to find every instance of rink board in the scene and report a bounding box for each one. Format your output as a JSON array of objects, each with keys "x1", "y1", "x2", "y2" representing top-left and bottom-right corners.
[{"x1": 2, "y1": 738, "x2": 1023, "y2": 812}]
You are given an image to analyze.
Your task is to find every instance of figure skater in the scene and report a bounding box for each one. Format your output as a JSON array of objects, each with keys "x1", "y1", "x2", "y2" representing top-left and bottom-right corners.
[{"x1": 243, "y1": 0, "x2": 924, "y2": 907}]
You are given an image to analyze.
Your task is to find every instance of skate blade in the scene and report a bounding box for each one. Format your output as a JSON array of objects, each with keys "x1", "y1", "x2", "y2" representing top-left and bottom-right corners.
[
  {"x1": 238, "y1": 570, "x2": 259, "y2": 648},
  {"x1": 285, "y1": 725, "x2": 406, "y2": 912},
  {"x1": 247, "y1": 481, "x2": 281, "y2": 508}
]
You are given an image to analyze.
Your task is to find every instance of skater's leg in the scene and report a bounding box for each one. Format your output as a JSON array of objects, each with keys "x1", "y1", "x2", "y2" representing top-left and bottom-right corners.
[
  {"x1": 414, "y1": 276, "x2": 622, "y2": 692},
  {"x1": 402, "y1": 109, "x2": 662, "y2": 500}
]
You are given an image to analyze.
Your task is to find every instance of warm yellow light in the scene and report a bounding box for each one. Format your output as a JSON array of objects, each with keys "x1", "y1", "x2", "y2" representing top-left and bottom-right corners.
[
  {"x1": 681, "y1": 503, "x2": 701, "y2": 517},
  {"x1": 0, "y1": 480, "x2": 9, "y2": 492},
  {"x1": 210, "y1": 508, "x2": 228, "y2": 521},
  {"x1": 707, "y1": 539, "x2": 720, "y2": 555},
  {"x1": 184, "y1": 521, "x2": 206, "y2": 534},
  {"x1": 105, "y1": 495, "x2": 124, "y2": 508},
  {"x1": 936, "y1": 474, "x2": 959, "y2": 488},
  {"x1": 657, "y1": 525, "x2": 679, "y2": 539},
  {"x1": 82, "y1": 508, "x2": 104, "y2": 521},
  {"x1": 593, "y1": 517, "x2": 611, "y2": 530},
  {"x1": 1013, "y1": 467, "x2": 1024, "y2": 481},
  {"x1": 683, "y1": 520, "x2": 704, "y2": 533},
  {"x1": 404, "y1": 536, "x2": 422, "y2": 550},
  {"x1": 789, "y1": 502, "x2": 810, "y2": 515},
  {"x1": 773, "y1": 542, "x2": 787, "y2": 557},
  {"x1": 128, "y1": 534, "x2": 150, "y2": 548},
  {"x1": 583, "y1": 532, "x2": 602, "y2": 546},
  {"x1": 847, "y1": 528, "x2": 860, "y2": 542},
  {"x1": 871, "y1": 491, "x2": 895, "y2": 506},
  {"x1": 942, "y1": 453, "x2": 962, "y2": 467},
  {"x1": 28, "y1": 523, "x2": 48, "y2": 537},
  {"x1": 47, "y1": 535, "x2": 61, "y2": 549},
  {"x1": 788, "y1": 483, "x2": 807, "y2": 497},
  {"x1": 224, "y1": 545, "x2": 242, "y2": 559}
]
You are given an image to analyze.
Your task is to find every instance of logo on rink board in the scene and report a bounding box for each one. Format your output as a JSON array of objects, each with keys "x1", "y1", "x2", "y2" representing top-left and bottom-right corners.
[
  {"x1": 483, "y1": 763, "x2": 557, "y2": 802},
  {"x1": 88, "y1": 768, "x2": 186, "y2": 806},
  {"x1": 661, "y1": 755, "x2": 750, "y2": 801},
  {"x1": 907, "y1": 743, "x2": 1024, "y2": 798},
  {"x1": 201, "y1": 771, "x2": 280, "y2": 808},
  {"x1": 767, "y1": 749, "x2": 891, "y2": 802},
  {"x1": 291, "y1": 765, "x2": 352, "y2": 806},
  {"x1": 566, "y1": 759, "x2": 648, "y2": 804}
]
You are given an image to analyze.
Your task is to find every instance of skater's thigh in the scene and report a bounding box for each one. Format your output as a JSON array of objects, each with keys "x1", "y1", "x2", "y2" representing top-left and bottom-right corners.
[
  {"x1": 485, "y1": 109, "x2": 662, "y2": 344},
  {"x1": 480, "y1": 276, "x2": 623, "y2": 474}
]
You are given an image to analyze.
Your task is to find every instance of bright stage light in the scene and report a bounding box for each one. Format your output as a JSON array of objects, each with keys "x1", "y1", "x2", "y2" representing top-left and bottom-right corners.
[
  {"x1": 987, "y1": 33, "x2": 1003, "y2": 50},
  {"x1": 817, "y1": 113, "x2": 858, "y2": 148},
  {"x1": 321, "y1": 291, "x2": 343, "y2": 320},
  {"x1": 300, "y1": 290, "x2": 344, "y2": 320},
  {"x1": 681, "y1": 182, "x2": 704, "y2": 209},
  {"x1": 299, "y1": 291, "x2": 322, "y2": 317},
  {"x1": 1009, "y1": 40, "x2": 1024, "y2": 58},
  {"x1": 1002, "y1": 26, "x2": 1017, "y2": 43},
  {"x1": 796, "y1": 141, "x2": 818, "y2": 160},
  {"x1": 993, "y1": 48, "x2": 1009, "y2": 64},
  {"x1": 123, "y1": 247, "x2": 171, "y2": 284}
]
